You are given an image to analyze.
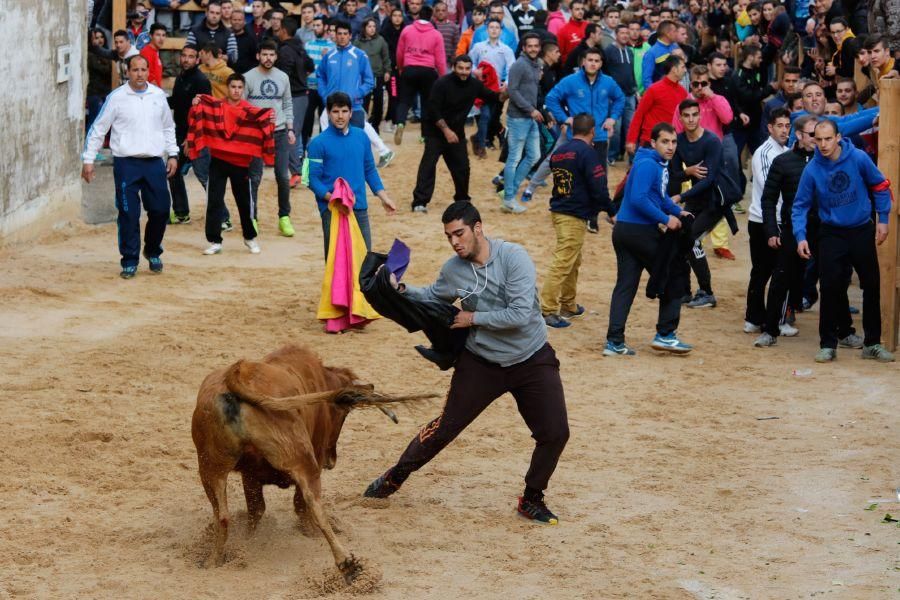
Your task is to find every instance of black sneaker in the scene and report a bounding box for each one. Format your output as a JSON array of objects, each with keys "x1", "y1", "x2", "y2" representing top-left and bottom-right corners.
[
  {"x1": 363, "y1": 469, "x2": 402, "y2": 499},
  {"x1": 517, "y1": 495, "x2": 559, "y2": 525},
  {"x1": 143, "y1": 251, "x2": 163, "y2": 273},
  {"x1": 587, "y1": 218, "x2": 599, "y2": 234}
]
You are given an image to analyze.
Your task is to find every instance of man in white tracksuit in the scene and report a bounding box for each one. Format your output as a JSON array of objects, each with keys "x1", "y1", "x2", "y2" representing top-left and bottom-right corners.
[{"x1": 82, "y1": 54, "x2": 179, "y2": 279}]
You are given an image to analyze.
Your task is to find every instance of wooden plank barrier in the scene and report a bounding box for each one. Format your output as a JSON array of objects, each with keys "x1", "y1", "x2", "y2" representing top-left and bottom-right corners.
[{"x1": 876, "y1": 78, "x2": 900, "y2": 351}]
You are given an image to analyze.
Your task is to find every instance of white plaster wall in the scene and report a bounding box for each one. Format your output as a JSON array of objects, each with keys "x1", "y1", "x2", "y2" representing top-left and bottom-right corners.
[{"x1": 0, "y1": 0, "x2": 85, "y2": 241}]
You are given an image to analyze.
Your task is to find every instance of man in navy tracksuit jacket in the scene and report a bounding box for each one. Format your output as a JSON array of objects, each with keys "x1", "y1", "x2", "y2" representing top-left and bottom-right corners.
[
  {"x1": 540, "y1": 113, "x2": 616, "y2": 326},
  {"x1": 604, "y1": 123, "x2": 692, "y2": 356},
  {"x1": 792, "y1": 124, "x2": 894, "y2": 362}
]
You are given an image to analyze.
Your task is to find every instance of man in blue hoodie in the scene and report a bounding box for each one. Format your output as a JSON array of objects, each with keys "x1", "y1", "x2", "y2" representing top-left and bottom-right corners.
[
  {"x1": 792, "y1": 120, "x2": 894, "y2": 363},
  {"x1": 307, "y1": 92, "x2": 396, "y2": 255},
  {"x1": 605, "y1": 123, "x2": 693, "y2": 356},
  {"x1": 316, "y1": 20, "x2": 375, "y2": 128}
]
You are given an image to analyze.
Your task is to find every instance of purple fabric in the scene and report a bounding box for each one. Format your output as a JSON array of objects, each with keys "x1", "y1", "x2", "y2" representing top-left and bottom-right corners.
[{"x1": 386, "y1": 238, "x2": 411, "y2": 280}]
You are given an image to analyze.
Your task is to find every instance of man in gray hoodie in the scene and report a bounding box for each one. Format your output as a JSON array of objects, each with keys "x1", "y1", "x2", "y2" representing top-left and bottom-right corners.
[
  {"x1": 364, "y1": 202, "x2": 570, "y2": 525},
  {"x1": 501, "y1": 32, "x2": 544, "y2": 214},
  {"x1": 245, "y1": 40, "x2": 296, "y2": 237}
]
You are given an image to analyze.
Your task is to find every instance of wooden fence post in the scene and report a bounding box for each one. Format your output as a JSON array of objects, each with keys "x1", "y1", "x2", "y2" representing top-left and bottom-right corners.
[
  {"x1": 877, "y1": 78, "x2": 900, "y2": 351},
  {"x1": 111, "y1": 0, "x2": 127, "y2": 88}
]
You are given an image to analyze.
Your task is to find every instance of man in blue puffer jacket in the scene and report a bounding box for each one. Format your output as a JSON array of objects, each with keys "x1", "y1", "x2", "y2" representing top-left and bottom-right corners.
[
  {"x1": 545, "y1": 47, "x2": 624, "y2": 231},
  {"x1": 316, "y1": 20, "x2": 375, "y2": 127},
  {"x1": 604, "y1": 123, "x2": 693, "y2": 357},
  {"x1": 792, "y1": 120, "x2": 894, "y2": 363}
]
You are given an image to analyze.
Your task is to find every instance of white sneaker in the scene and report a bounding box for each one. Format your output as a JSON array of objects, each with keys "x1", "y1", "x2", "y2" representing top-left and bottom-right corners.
[
  {"x1": 779, "y1": 323, "x2": 799, "y2": 337},
  {"x1": 244, "y1": 239, "x2": 260, "y2": 254},
  {"x1": 500, "y1": 200, "x2": 527, "y2": 214},
  {"x1": 203, "y1": 243, "x2": 222, "y2": 255},
  {"x1": 743, "y1": 321, "x2": 761, "y2": 334}
]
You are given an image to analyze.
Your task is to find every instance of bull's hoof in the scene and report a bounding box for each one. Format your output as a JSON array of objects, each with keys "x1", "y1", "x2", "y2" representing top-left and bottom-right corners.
[
  {"x1": 338, "y1": 554, "x2": 363, "y2": 584},
  {"x1": 202, "y1": 553, "x2": 225, "y2": 569}
]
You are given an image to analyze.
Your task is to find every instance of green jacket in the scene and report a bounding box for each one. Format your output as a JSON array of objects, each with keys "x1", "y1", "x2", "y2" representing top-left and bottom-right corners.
[
  {"x1": 353, "y1": 35, "x2": 391, "y2": 79},
  {"x1": 631, "y1": 42, "x2": 650, "y2": 94}
]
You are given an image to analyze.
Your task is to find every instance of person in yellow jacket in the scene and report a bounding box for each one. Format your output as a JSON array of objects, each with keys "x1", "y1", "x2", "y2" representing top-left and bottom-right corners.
[{"x1": 199, "y1": 43, "x2": 235, "y2": 99}]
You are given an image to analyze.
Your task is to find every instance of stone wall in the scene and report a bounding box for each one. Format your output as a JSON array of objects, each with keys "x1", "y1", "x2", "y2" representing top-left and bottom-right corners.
[{"x1": 0, "y1": 1, "x2": 85, "y2": 243}]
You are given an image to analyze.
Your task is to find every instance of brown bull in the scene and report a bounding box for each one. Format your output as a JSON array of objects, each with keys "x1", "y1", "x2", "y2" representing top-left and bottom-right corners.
[{"x1": 191, "y1": 344, "x2": 428, "y2": 582}]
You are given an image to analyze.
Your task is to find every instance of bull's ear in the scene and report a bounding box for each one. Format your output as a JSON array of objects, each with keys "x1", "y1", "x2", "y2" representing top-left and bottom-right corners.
[{"x1": 351, "y1": 380, "x2": 375, "y2": 391}]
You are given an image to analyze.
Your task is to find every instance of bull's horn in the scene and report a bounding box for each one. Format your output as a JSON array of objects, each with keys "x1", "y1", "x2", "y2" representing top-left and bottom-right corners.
[
  {"x1": 378, "y1": 406, "x2": 399, "y2": 424},
  {"x1": 352, "y1": 379, "x2": 375, "y2": 391}
]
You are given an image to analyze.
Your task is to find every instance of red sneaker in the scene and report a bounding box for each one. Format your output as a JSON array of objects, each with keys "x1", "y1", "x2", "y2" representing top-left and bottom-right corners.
[
  {"x1": 289, "y1": 174, "x2": 301, "y2": 188},
  {"x1": 714, "y1": 248, "x2": 736, "y2": 260}
]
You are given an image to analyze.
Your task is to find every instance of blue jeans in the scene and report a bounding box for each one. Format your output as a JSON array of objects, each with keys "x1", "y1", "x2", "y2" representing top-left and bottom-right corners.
[
  {"x1": 503, "y1": 117, "x2": 540, "y2": 202},
  {"x1": 475, "y1": 103, "x2": 492, "y2": 147},
  {"x1": 250, "y1": 128, "x2": 292, "y2": 218},
  {"x1": 527, "y1": 130, "x2": 565, "y2": 192},
  {"x1": 608, "y1": 94, "x2": 636, "y2": 160}
]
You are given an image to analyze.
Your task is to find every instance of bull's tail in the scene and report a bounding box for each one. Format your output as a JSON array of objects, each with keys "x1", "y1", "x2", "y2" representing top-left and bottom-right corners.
[
  {"x1": 223, "y1": 360, "x2": 438, "y2": 416},
  {"x1": 224, "y1": 360, "x2": 338, "y2": 411}
]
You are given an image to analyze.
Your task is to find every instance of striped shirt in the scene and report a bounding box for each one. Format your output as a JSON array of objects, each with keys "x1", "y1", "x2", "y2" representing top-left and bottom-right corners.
[
  {"x1": 306, "y1": 37, "x2": 336, "y2": 90},
  {"x1": 186, "y1": 95, "x2": 274, "y2": 167},
  {"x1": 749, "y1": 136, "x2": 789, "y2": 224}
]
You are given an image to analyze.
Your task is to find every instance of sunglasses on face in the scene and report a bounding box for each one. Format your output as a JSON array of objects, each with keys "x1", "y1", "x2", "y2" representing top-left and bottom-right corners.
[{"x1": 691, "y1": 80, "x2": 710, "y2": 88}]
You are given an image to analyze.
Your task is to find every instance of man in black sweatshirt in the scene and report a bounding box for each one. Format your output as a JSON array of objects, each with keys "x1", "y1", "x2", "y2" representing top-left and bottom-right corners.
[
  {"x1": 276, "y1": 19, "x2": 315, "y2": 184},
  {"x1": 230, "y1": 9, "x2": 258, "y2": 74},
  {"x1": 731, "y1": 43, "x2": 777, "y2": 173},
  {"x1": 667, "y1": 98, "x2": 723, "y2": 309},
  {"x1": 603, "y1": 24, "x2": 636, "y2": 164},
  {"x1": 540, "y1": 113, "x2": 615, "y2": 327},
  {"x1": 411, "y1": 55, "x2": 502, "y2": 212},
  {"x1": 708, "y1": 51, "x2": 746, "y2": 214},
  {"x1": 167, "y1": 45, "x2": 212, "y2": 223}
]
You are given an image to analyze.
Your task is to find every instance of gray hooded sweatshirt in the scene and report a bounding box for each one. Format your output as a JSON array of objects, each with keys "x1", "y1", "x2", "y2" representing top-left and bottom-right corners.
[{"x1": 404, "y1": 237, "x2": 547, "y2": 367}]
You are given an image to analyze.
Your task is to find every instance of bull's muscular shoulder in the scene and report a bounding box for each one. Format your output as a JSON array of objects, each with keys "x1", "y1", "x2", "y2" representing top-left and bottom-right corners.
[{"x1": 263, "y1": 344, "x2": 323, "y2": 368}]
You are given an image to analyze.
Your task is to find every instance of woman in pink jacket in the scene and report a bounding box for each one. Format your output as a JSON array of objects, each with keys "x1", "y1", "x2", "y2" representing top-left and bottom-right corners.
[
  {"x1": 546, "y1": 0, "x2": 567, "y2": 35},
  {"x1": 393, "y1": 5, "x2": 447, "y2": 144}
]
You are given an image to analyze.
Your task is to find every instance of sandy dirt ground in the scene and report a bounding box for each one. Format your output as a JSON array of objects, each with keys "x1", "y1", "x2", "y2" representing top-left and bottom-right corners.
[{"x1": 1, "y1": 124, "x2": 898, "y2": 600}]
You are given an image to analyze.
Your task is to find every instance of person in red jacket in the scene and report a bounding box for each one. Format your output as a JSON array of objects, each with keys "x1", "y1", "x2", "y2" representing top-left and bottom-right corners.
[
  {"x1": 626, "y1": 54, "x2": 687, "y2": 153},
  {"x1": 394, "y1": 5, "x2": 447, "y2": 144},
  {"x1": 140, "y1": 23, "x2": 166, "y2": 87},
  {"x1": 188, "y1": 74, "x2": 275, "y2": 256},
  {"x1": 557, "y1": 0, "x2": 588, "y2": 61}
]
